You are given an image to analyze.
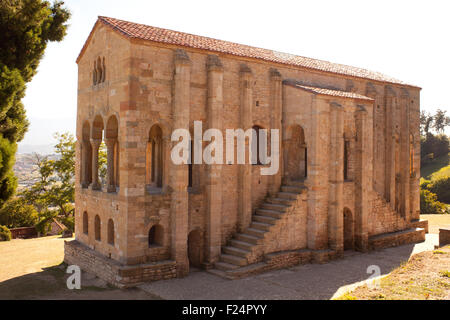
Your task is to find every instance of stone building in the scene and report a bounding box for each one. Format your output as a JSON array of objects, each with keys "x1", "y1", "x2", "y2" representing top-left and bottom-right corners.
[{"x1": 65, "y1": 16, "x2": 427, "y2": 287}]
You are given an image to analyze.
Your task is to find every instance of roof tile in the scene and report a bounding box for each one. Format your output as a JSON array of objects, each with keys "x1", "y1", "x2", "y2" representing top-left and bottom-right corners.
[{"x1": 78, "y1": 16, "x2": 416, "y2": 87}]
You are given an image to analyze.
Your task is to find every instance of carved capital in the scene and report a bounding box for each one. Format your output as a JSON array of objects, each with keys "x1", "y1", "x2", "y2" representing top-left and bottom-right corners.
[
  {"x1": 240, "y1": 64, "x2": 252, "y2": 75},
  {"x1": 384, "y1": 85, "x2": 397, "y2": 97},
  {"x1": 365, "y1": 83, "x2": 377, "y2": 98},
  {"x1": 90, "y1": 138, "x2": 102, "y2": 149},
  {"x1": 206, "y1": 54, "x2": 223, "y2": 72},
  {"x1": 174, "y1": 49, "x2": 191, "y2": 66},
  {"x1": 269, "y1": 68, "x2": 282, "y2": 80}
]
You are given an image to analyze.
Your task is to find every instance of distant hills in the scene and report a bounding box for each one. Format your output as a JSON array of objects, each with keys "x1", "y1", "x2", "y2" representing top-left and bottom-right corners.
[{"x1": 17, "y1": 143, "x2": 55, "y2": 155}]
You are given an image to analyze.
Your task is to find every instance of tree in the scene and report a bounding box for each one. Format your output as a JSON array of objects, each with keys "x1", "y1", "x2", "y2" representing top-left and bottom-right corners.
[
  {"x1": 0, "y1": 197, "x2": 38, "y2": 228},
  {"x1": 0, "y1": 0, "x2": 70, "y2": 209},
  {"x1": 21, "y1": 132, "x2": 75, "y2": 217},
  {"x1": 420, "y1": 111, "x2": 434, "y2": 137},
  {"x1": 433, "y1": 109, "x2": 450, "y2": 133}
]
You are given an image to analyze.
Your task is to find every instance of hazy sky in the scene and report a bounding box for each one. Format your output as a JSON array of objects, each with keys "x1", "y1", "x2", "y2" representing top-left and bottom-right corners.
[{"x1": 20, "y1": 0, "x2": 450, "y2": 146}]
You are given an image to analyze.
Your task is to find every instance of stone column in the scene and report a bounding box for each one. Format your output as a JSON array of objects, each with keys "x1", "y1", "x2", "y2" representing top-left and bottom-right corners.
[
  {"x1": 90, "y1": 138, "x2": 102, "y2": 190},
  {"x1": 306, "y1": 97, "x2": 329, "y2": 251},
  {"x1": 81, "y1": 140, "x2": 90, "y2": 188},
  {"x1": 354, "y1": 105, "x2": 371, "y2": 251},
  {"x1": 400, "y1": 89, "x2": 410, "y2": 221},
  {"x1": 384, "y1": 86, "x2": 397, "y2": 209},
  {"x1": 105, "y1": 138, "x2": 117, "y2": 193},
  {"x1": 204, "y1": 55, "x2": 224, "y2": 266},
  {"x1": 238, "y1": 64, "x2": 253, "y2": 232},
  {"x1": 269, "y1": 68, "x2": 282, "y2": 196},
  {"x1": 170, "y1": 49, "x2": 191, "y2": 276},
  {"x1": 328, "y1": 102, "x2": 344, "y2": 255}
]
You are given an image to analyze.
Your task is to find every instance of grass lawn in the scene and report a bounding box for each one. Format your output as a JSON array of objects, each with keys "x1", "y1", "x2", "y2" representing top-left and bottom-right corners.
[
  {"x1": 421, "y1": 153, "x2": 450, "y2": 182},
  {"x1": 0, "y1": 236, "x2": 158, "y2": 300},
  {"x1": 335, "y1": 245, "x2": 450, "y2": 300}
]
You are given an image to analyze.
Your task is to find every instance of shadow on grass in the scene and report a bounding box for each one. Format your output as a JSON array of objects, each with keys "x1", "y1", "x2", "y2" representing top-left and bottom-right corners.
[{"x1": 0, "y1": 263, "x2": 154, "y2": 300}]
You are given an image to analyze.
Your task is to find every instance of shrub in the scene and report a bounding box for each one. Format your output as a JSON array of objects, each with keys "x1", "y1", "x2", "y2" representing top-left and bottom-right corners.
[
  {"x1": 420, "y1": 189, "x2": 447, "y2": 214},
  {"x1": 0, "y1": 198, "x2": 38, "y2": 228},
  {"x1": 0, "y1": 225, "x2": 11, "y2": 241},
  {"x1": 427, "y1": 177, "x2": 450, "y2": 204}
]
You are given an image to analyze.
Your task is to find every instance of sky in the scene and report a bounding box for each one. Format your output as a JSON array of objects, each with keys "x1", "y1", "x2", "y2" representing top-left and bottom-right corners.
[{"x1": 19, "y1": 0, "x2": 450, "y2": 147}]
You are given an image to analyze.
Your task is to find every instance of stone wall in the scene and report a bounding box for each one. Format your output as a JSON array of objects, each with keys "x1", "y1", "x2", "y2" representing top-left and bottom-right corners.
[
  {"x1": 368, "y1": 228, "x2": 425, "y2": 250},
  {"x1": 439, "y1": 229, "x2": 450, "y2": 247},
  {"x1": 64, "y1": 240, "x2": 177, "y2": 288}
]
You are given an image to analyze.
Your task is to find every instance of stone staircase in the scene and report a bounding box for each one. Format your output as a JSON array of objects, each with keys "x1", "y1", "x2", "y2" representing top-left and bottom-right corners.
[{"x1": 213, "y1": 181, "x2": 306, "y2": 273}]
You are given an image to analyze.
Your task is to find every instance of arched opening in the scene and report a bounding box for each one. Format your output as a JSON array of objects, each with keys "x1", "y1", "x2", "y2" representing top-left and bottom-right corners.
[
  {"x1": 81, "y1": 122, "x2": 92, "y2": 188},
  {"x1": 148, "y1": 224, "x2": 164, "y2": 247},
  {"x1": 93, "y1": 60, "x2": 98, "y2": 85},
  {"x1": 82, "y1": 211, "x2": 88, "y2": 235},
  {"x1": 105, "y1": 115, "x2": 119, "y2": 192},
  {"x1": 343, "y1": 208, "x2": 354, "y2": 250},
  {"x1": 94, "y1": 215, "x2": 101, "y2": 241},
  {"x1": 146, "y1": 125, "x2": 163, "y2": 188},
  {"x1": 107, "y1": 219, "x2": 114, "y2": 245},
  {"x1": 187, "y1": 229, "x2": 203, "y2": 268},
  {"x1": 91, "y1": 115, "x2": 104, "y2": 190},
  {"x1": 285, "y1": 125, "x2": 307, "y2": 181}
]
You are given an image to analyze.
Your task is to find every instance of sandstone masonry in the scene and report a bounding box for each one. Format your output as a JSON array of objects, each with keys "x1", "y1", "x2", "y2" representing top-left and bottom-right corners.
[{"x1": 65, "y1": 16, "x2": 425, "y2": 286}]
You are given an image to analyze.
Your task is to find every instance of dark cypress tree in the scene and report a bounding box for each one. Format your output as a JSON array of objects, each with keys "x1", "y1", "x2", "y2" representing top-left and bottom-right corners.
[{"x1": 0, "y1": 0, "x2": 70, "y2": 208}]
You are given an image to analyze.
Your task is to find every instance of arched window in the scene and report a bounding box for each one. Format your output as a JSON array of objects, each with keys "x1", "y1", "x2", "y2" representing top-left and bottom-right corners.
[
  {"x1": 344, "y1": 140, "x2": 350, "y2": 180},
  {"x1": 96, "y1": 57, "x2": 103, "y2": 84},
  {"x1": 146, "y1": 125, "x2": 163, "y2": 188},
  {"x1": 188, "y1": 138, "x2": 193, "y2": 188},
  {"x1": 105, "y1": 115, "x2": 119, "y2": 192},
  {"x1": 148, "y1": 224, "x2": 164, "y2": 247},
  {"x1": 81, "y1": 121, "x2": 92, "y2": 188},
  {"x1": 94, "y1": 215, "x2": 101, "y2": 241},
  {"x1": 107, "y1": 219, "x2": 114, "y2": 245},
  {"x1": 101, "y1": 57, "x2": 106, "y2": 82},
  {"x1": 93, "y1": 60, "x2": 98, "y2": 85},
  {"x1": 83, "y1": 211, "x2": 88, "y2": 235},
  {"x1": 252, "y1": 125, "x2": 263, "y2": 165}
]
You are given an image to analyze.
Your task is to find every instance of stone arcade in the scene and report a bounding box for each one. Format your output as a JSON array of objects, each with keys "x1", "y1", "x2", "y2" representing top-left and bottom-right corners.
[{"x1": 65, "y1": 16, "x2": 427, "y2": 287}]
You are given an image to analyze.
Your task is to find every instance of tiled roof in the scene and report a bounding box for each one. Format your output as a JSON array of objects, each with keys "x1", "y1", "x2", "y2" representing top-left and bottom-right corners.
[
  {"x1": 78, "y1": 16, "x2": 417, "y2": 88},
  {"x1": 284, "y1": 80, "x2": 374, "y2": 102}
]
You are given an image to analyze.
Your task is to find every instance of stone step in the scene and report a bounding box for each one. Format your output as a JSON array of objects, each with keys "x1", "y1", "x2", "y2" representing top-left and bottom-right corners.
[
  {"x1": 250, "y1": 221, "x2": 271, "y2": 231},
  {"x1": 229, "y1": 239, "x2": 254, "y2": 251},
  {"x1": 215, "y1": 261, "x2": 240, "y2": 271},
  {"x1": 235, "y1": 233, "x2": 262, "y2": 245},
  {"x1": 245, "y1": 227, "x2": 267, "y2": 238},
  {"x1": 221, "y1": 253, "x2": 247, "y2": 266},
  {"x1": 277, "y1": 192, "x2": 299, "y2": 200},
  {"x1": 256, "y1": 209, "x2": 284, "y2": 219},
  {"x1": 261, "y1": 203, "x2": 289, "y2": 212},
  {"x1": 253, "y1": 214, "x2": 279, "y2": 225},
  {"x1": 266, "y1": 197, "x2": 295, "y2": 206},
  {"x1": 223, "y1": 246, "x2": 250, "y2": 258},
  {"x1": 281, "y1": 185, "x2": 305, "y2": 193}
]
